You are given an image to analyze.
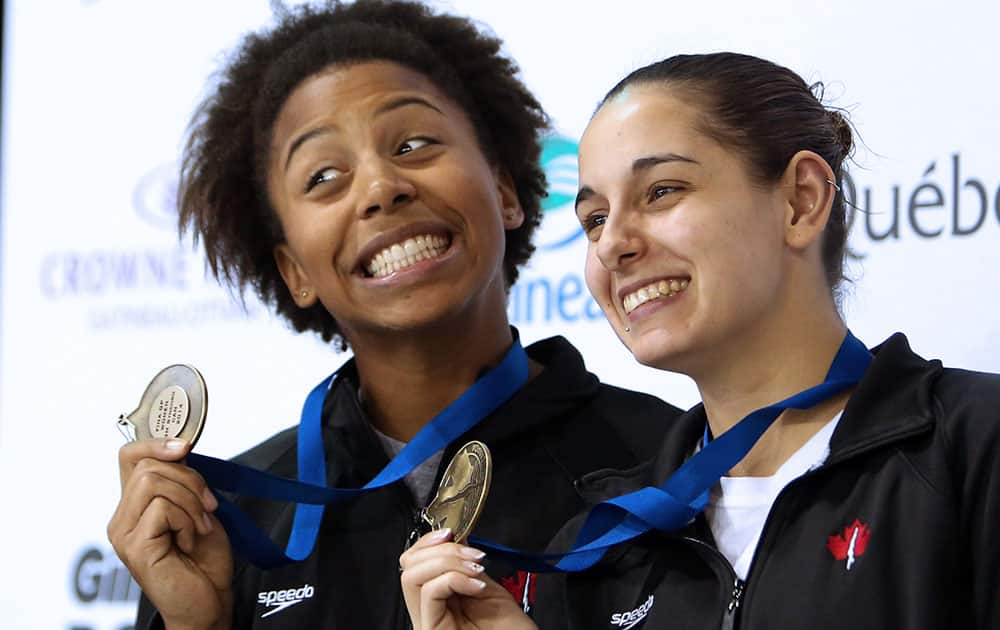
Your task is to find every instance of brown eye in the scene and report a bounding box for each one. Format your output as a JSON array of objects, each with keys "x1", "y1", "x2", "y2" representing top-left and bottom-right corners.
[
  {"x1": 396, "y1": 137, "x2": 436, "y2": 155},
  {"x1": 648, "y1": 184, "x2": 682, "y2": 202},
  {"x1": 581, "y1": 213, "x2": 607, "y2": 234},
  {"x1": 305, "y1": 167, "x2": 342, "y2": 193}
]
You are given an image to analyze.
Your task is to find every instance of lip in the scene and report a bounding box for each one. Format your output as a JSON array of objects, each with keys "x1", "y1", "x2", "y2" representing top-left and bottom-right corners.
[
  {"x1": 616, "y1": 275, "x2": 691, "y2": 323},
  {"x1": 625, "y1": 290, "x2": 685, "y2": 323},
  {"x1": 616, "y1": 275, "x2": 690, "y2": 303},
  {"x1": 353, "y1": 221, "x2": 454, "y2": 275}
]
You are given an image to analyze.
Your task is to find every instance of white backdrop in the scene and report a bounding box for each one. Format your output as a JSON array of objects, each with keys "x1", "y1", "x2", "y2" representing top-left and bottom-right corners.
[{"x1": 1, "y1": 1, "x2": 998, "y2": 628}]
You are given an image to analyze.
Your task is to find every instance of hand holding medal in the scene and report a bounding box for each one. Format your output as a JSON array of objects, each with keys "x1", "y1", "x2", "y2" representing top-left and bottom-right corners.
[
  {"x1": 107, "y1": 365, "x2": 233, "y2": 630},
  {"x1": 399, "y1": 442, "x2": 536, "y2": 630},
  {"x1": 107, "y1": 340, "x2": 526, "y2": 628}
]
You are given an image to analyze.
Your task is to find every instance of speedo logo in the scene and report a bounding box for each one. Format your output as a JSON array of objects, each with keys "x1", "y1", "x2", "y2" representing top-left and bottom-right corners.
[
  {"x1": 257, "y1": 584, "x2": 315, "y2": 618},
  {"x1": 610, "y1": 594, "x2": 654, "y2": 629}
]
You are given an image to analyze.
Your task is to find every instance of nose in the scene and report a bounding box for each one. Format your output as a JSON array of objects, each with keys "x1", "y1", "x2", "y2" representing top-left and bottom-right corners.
[
  {"x1": 355, "y1": 157, "x2": 416, "y2": 218},
  {"x1": 595, "y1": 208, "x2": 642, "y2": 271}
]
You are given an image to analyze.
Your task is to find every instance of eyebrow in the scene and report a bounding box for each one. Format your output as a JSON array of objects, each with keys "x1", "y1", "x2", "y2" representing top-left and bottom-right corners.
[
  {"x1": 284, "y1": 96, "x2": 445, "y2": 172},
  {"x1": 574, "y1": 186, "x2": 597, "y2": 212},
  {"x1": 285, "y1": 127, "x2": 333, "y2": 173},
  {"x1": 575, "y1": 153, "x2": 699, "y2": 211},
  {"x1": 632, "y1": 152, "x2": 699, "y2": 173},
  {"x1": 373, "y1": 95, "x2": 444, "y2": 118}
]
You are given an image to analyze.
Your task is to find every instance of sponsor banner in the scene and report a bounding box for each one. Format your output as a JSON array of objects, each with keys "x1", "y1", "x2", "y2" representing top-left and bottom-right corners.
[
  {"x1": 1, "y1": 1, "x2": 997, "y2": 628},
  {"x1": 65, "y1": 546, "x2": 140, "y2": 630}
]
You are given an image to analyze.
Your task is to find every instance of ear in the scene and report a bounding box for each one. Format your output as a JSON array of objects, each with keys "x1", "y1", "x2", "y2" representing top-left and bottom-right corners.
[
  {"x1": 274, "y1": 243, "x2": 318, "y2": 308},
  {"x1": 782, "y1": 150, "x2": 837, "y2": 251},
  {"x1": 495, "y1": 168, "x2": 525, "y2": 230}
]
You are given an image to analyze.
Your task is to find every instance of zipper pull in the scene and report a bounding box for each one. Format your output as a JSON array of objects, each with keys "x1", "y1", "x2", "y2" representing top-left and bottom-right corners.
[{"x1": 727, "y1": 578, "x2": 745, "y2": 614}]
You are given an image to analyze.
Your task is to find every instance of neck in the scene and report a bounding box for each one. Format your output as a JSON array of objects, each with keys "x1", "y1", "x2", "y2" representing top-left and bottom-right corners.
[
  {"x1": 349, "y1": 309, "x2": 518, "y2": 442},
  {"x1": 695, "y1": 298, "x2": 849, "y2": 477}
]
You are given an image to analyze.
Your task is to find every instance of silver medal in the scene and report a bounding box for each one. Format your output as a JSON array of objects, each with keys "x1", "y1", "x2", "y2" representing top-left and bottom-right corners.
[{"x1": 118, "y1": 364, "x2": 207, "y2": 446}]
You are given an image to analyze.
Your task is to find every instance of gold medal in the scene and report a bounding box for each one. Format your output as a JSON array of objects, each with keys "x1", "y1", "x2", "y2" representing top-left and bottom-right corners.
[
  {"x1": 117, "y1": 365, "x2": 207, "y2": 447},
  {"x1": 421, "y1": 440, "x2": 493, "y2": 544}
]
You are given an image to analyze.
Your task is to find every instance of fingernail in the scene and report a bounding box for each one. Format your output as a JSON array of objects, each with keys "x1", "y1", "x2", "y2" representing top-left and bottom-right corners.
[
  {"x1": 470, "y1": 578, "x2": 486, "y2": 590},
  {"x1": 164, "y1": 438, "x2": 187, "y2": 450},
  {"x1": 459, "y1": 546, "x2": 485, "y2": 560},
  {"x1": 202, "y1": 487, "x2": 218, "y2": 510},
  {"x1": 202, "y1": 512, "x2": 213, "y2": 533},
  {"x1": 463, "y1": 561, "x2": 485, "y2": 573},
  {"x1": 430, "y1": 528, "x2": 452, "y2": 541}
]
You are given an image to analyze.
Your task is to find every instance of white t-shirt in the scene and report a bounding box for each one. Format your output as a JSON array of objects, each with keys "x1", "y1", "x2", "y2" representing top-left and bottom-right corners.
[{"x1": 705, "y1": 412, "x2": 842, "y2": 580}]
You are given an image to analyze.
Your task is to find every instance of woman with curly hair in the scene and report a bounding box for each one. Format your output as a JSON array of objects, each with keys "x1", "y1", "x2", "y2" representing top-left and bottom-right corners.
[
  {"x1": 105, "y1": 2, "x2": 679, "y2": 629},
  {"x1": 400, "y1": 52, "x2": 1000, "y2": 630}
]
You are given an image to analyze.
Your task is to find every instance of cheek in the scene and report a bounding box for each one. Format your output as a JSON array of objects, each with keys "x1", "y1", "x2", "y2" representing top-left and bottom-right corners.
[
  {"x1": 584, "y1": 248, "x2": 612, "y2": 309},
  {"x1": 700, "y1": 225, "x2": 781, "y2": 309},
  {"x1": 285, "y1": 222, "x2": 325, "y2": 264}
]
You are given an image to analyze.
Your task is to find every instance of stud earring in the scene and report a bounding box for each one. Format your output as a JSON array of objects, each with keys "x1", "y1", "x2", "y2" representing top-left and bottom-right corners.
[
  {"x1": 624, "y1": 327, "x2": 631, "y2": 333},
  {"x1": 300, "y1": 290, "x2": 309, "y2": 298}
]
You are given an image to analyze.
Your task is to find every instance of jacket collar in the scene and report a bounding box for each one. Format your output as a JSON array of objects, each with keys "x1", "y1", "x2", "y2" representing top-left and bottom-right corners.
[
  {"x1": 826, "y1": 332, "x2": 939, "y2": 463},
  {"x1": 322, "y1": 331, "x2": 601, "y2": 451},
  {"x1": 468, "y1": 334, "x2": 601, "y2": 443},
  {"x1": 652, "y1": 332, "x2": 940, "y2": 483}
]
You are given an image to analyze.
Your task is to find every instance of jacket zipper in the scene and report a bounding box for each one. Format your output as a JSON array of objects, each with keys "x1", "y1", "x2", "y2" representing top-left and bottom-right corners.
[
  {"x1": 723, "y1": 577, "x2": 746, "y2": 629},
  {"x1": 678, "y1": 535, "x2": 743, "y2": 630},
  {"x1": 665, "y1": 418, "x2": 933, "y2": 629},
  {"x1": 677, "y1": 464, "x2": 857, "y2": 629},
  {"x1": 725, "y1": 419, "x2": 933, "y2": 625}
]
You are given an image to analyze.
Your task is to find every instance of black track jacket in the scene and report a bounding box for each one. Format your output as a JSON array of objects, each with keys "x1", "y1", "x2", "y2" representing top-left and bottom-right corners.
[
  {"x1": 135, "y1": 335, "x2": 681, "y2": 629},
  {"x1": 533, "y1": 333, "x2": 1000, "y2": 629}
]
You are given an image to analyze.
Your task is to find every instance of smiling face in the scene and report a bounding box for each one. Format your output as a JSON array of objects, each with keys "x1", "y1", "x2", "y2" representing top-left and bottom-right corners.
[
  {"x1": 577, "y1": 86, "x2": 791, "y2": 375},
  {"x1": 267, "y1": 61, "x2": 523, "y2": 345}
]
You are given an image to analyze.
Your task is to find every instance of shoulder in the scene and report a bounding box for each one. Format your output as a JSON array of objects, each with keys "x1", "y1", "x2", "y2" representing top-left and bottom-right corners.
[
  {"x1": 590, "y1": 382, "x2": 684, "y2": 418},
  {"x1": 525, "y1": 334, "x2": 683, "y2": 417},
  {"x1": 872, "y1": 333, "x2": 1000, "y2": 459},
  {"x1": 930, "y1": 366, "x2": 1000, "y2": 451},
  {"x1": 933, "y1": 366, "x2": 1000, "y2": 408},
  {"x1": 526, "y1": 335, "x2": 683, "y2": 463},
  {"x1": 860, "y1": 333, "x2": 1000, "y2": 430}
]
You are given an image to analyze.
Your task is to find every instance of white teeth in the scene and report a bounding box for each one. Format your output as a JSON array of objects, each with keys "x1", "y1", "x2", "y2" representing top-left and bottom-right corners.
[
  {"x1": 622, "y1": 278, "x2": 689, "y2": 314},
  {"x1": 365, "y1": 234, "x2": 449, "y2": 278}
]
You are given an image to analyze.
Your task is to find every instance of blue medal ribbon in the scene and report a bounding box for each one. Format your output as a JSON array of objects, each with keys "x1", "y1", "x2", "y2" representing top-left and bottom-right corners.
[
  {"x1": 186, "y1": 337, "x2": 530, "y2": 569},
  {"x1": 470, "y1": 331, "x2": 873, "y2": 572}
]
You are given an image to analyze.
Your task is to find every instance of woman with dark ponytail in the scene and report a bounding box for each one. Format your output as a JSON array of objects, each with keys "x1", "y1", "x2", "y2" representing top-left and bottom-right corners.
[{"x1": 400, "y1": 52, "x2": 1000, "y2": 629}]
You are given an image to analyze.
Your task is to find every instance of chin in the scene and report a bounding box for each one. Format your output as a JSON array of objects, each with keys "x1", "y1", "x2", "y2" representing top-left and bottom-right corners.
[
  {"x1": 627, "y1": 328, "x2": 693, "y2": 373},
  {"x1": 629, "y1": 345, "x2": 672, "y2": 370}
]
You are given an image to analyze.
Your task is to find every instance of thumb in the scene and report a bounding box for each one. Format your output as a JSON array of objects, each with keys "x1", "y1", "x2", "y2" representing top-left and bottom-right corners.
[{"x1": 117, "y1": 438, "x2": 193, "y2": 486}]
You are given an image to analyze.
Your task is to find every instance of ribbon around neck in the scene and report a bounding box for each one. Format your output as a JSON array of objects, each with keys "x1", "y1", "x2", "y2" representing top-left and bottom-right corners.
[
  {"x1": 186, "y1": 337, "x2": 530, "y2": 569},
  {"x1": 470, "y1": 331, "x2": 873, "y2": 573}
]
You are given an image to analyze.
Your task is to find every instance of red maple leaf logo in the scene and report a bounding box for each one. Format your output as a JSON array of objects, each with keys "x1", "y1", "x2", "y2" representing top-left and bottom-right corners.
[
  {"x1": 500, "y1": 571, "x2": 536, "y2": 612},
  {"x1": 826, "y1": 519, "x2": 871, "y2": 567}
]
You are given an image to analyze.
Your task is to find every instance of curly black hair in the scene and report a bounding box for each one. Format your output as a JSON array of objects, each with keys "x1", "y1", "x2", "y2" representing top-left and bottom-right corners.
[{"x1": 178, "y1": 0, "x2": 549, "y2": 346}]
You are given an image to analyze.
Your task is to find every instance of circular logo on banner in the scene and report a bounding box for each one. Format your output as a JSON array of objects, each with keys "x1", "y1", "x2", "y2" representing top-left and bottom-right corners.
[
  {"x1": 133, "y1": 162, "x2": 180, "y2": 229},
  {"x1": 537, "y1": 135, "x2": 584, "y2": 251}
]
